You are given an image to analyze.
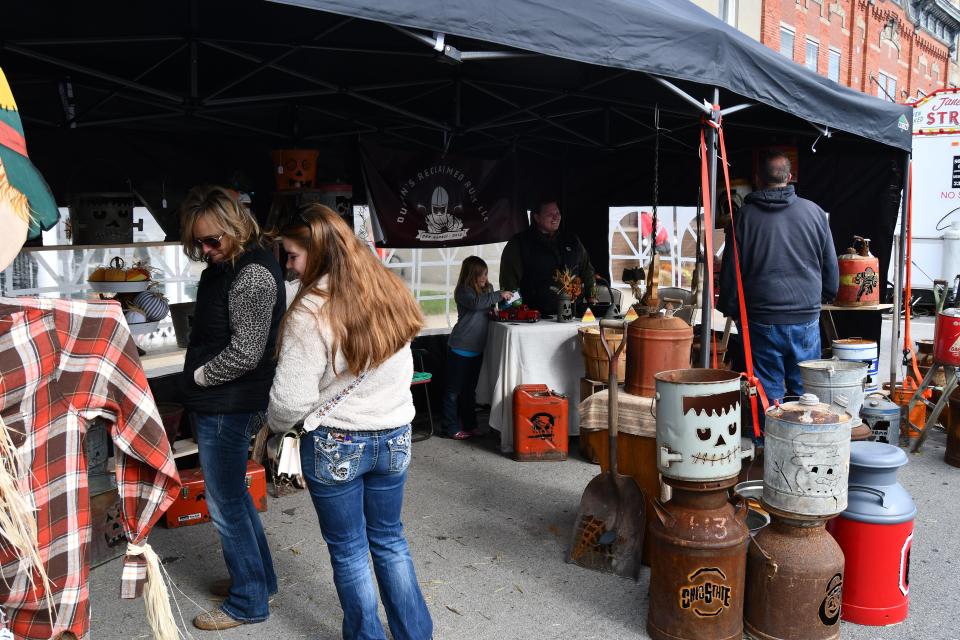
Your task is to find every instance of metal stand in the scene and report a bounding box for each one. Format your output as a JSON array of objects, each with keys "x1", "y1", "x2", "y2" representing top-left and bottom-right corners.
[{"x1": 905, "y1": 362, "x2": 958, "y2": 452}]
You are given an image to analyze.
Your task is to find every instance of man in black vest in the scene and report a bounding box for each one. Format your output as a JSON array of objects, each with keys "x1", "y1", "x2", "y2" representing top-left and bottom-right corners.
[{"x1": 499, "y1": 198, "x2": 597, "y2": 313}]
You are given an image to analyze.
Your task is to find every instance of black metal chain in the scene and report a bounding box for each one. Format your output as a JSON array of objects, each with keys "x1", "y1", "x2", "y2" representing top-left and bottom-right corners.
[{"x1": 652, "y1": 105, "x2": 659, "y2": 251}]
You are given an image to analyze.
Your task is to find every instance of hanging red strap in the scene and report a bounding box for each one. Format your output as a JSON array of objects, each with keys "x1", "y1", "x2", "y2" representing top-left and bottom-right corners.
[{"x1": 704, "y1": 114, "x2": 770, "y2": 438}]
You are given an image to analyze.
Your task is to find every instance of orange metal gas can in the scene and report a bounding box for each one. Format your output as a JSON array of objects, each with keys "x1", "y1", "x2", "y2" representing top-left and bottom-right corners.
[
  {"x1": 513, "y1": 384, "x2": 568, "y2": 461},
  {"x1": 836, "y1": 236, "x2": 880, "y2": 307}
]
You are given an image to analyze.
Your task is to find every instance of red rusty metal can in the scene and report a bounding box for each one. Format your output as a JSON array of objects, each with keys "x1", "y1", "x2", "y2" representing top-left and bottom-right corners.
[
  {"x1": 934, "y1": 308, "x2": 960, "y2": 365},
  {"x1": 625, "y1": 311, "x2": 693, "y2": 397},
  {"x1": 512, "y1": 384, "x2": 568, "y2": 461},
  {"x1": 835, "y1": 236, "x2": 880, "y2": 307},
  {"x1": 647, "y1": 477, "x2": 749, "y2": 640},
  {"x1": 744, "y1": 512, "x2": 844, "y2": 640}
]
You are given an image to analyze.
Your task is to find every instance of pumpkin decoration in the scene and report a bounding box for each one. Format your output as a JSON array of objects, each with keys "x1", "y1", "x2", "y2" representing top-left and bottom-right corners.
[{"x1": 133, "y1": 289, "x2": 170, "y2": 322}]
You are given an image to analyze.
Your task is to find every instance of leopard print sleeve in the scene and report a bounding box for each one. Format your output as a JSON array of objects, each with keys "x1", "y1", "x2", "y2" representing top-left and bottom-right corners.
[{"x1": 198, "y1": 263, "x2": 277, "y2": 387}]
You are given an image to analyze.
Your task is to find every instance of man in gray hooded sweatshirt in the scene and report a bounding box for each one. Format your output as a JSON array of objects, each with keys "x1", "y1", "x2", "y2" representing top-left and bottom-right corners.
[{"x1": 718, "y1": 151, "x2": 839, "y2": 406}]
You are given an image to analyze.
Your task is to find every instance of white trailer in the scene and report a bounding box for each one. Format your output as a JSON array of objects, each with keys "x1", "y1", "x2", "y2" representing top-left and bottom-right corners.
[{"x1": 908, "y1": 88, "x2": 960, "y2": 291}]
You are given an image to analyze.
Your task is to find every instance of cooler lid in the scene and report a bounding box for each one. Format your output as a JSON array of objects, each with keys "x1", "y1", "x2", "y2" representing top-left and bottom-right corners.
[
  {"x1": 767, "y1": 393, "x2": 853, "y2": 425},
  {"x1": 849, "y1": 440, "x2": 908, "y2": 469}
]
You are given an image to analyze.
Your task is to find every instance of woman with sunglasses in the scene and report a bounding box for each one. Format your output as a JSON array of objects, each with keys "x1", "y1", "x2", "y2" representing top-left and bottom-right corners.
[
  {"x1": 179, "y1": 186, "x2": 284, "y2": 631},
  {"x1": 268, "y1": 205, "x2": 433, "y2": 640}
]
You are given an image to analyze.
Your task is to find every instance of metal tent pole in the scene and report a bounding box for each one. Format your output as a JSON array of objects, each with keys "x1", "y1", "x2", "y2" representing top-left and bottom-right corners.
[
  {"x1": 700, "y1": 90, "x2": 720, "y2": 368},
  {"x1": 890, "y1": 152, "x2": 910, "y2": 387}
]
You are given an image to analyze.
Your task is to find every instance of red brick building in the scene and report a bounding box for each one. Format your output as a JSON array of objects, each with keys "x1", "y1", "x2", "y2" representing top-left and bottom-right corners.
[{"x1": 760, "y1": 0, "x2": 960, "y2": 101}]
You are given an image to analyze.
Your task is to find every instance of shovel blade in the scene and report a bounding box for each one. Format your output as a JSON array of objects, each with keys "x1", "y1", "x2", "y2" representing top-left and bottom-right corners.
[{"x1": 567, "y1": 471, "x2": 646, "y2": 580}]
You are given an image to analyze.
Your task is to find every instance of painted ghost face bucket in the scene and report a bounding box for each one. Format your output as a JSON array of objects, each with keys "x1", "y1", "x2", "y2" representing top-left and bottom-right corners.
[
  {"x1": 654, "y1": 369, "x2": 747, "y2": 482},
  {"x1": 763, "y1": 393, "x2": 853, "y2": 519}
]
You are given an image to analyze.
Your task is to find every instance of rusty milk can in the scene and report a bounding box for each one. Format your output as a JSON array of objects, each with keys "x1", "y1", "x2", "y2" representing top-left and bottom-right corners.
[
  {"x1": 744, "y1": 512, "x2": 845, "y2": 640},
  {"x1": 625, "y1": 309, "x2": 693, "y2": 397},
  {"x1": 835, "y1": 236, "x2": 880, "y2": 307},
  {"x1": 646, "y1": 477, "x2": 749, "y2": 640}
]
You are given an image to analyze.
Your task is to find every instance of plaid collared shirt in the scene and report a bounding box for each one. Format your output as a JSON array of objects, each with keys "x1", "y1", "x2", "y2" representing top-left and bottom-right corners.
[{"x1": 0, "y1": 297, "x2": 180, "y2": 640}]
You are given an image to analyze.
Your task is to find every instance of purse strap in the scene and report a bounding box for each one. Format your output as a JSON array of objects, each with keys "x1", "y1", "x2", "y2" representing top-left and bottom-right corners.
[{"x1": 311, "y1": 370, "x2": 368, "y2": 422}]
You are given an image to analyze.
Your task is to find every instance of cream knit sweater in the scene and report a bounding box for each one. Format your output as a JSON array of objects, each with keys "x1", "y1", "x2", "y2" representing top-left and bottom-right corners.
[{"x1": 267, "y1": 288, "x2": 415, "y2": 433}]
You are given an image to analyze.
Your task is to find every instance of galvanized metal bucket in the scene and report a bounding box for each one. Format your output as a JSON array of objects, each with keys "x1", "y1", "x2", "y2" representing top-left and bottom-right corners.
[
  {"x1": 654, "y1": 368, "x2": 749, "y2": 482},
  {"x1": 799, "y1": 358, "x2": 867, "y2": 426},
  {"x1": 763, "y1": 394, "x2": 853, "y2": 519}
]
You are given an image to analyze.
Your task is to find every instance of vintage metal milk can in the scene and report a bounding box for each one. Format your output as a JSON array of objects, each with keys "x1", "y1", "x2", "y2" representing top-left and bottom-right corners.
[
  {"x1": 625, "y1": 310, "x2": 693, "y2": 397},
  {"x1": 763, "y1": 394, "x2": 853, "y2": 518},
  {"x1": 835, "y1": 236, "x2": 880, "y2": 307},
  {"x1": 744, "y1": 512, "x2": 845, "y2": 640},
  {"x1": 799, "y1": 358, "x2": 867, "y2": 425},
  {"x1": 647, "y1": 478, "x2": 750, "y2": 640},
  {"x1": 827, "y1": 442, "x2": 916, "y2": 626},
  {"x1": 654, "y1": 369, "x2": 751, "y2": 482}
]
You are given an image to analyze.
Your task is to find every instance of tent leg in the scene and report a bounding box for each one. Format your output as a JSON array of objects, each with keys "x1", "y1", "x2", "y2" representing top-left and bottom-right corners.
[
  {"x1": 700, "y1": 90, "x2": 720, "y2": 368},
  {"x1": 890, "y1": 152, "x2": 910, "y2": 388}
]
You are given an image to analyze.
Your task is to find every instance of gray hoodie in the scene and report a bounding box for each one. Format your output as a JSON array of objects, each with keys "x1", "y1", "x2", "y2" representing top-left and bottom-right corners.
[
  {"x1": 718, "y1": 185, "x2": 839, "y2": 325},
  {"x1": 448, "y1": 286, "x2": 502, "y2": 353}
]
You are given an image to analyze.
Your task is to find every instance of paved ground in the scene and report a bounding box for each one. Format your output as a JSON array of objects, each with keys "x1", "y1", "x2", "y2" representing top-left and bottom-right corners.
[{"x1": 88, "y1": 315, "x2": 960, "y2": 640}]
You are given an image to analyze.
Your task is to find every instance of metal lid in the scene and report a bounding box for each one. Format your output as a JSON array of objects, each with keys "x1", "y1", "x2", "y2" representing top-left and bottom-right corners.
[
  {"x1": 849, "y1": 441, "x2": 908, "y2": 470},
  {"x1": 940, "y1": 308, "x2": 960, "y2": 318},
  {"x1": 767, "y1": 393, "x2": 853, "y2": 425},
  {"x1": 628, "y1": 313, "x2": 691, "y2": 332},
  {"x1": 861, "y1": 393, "x2": 899, "y2": 414}
]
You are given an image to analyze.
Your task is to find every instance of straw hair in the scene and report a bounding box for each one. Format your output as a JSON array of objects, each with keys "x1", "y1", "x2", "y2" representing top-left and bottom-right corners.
[
  {"x1": 0, "y1": 161, "x2": 30, "y2": 225},
  {"x1": 179, "y1": 185, "x2": 261, "y2": 263},
  {"x1": 277, "y1": 205, "x2": 424, "y2": 375},
  {"x1": 0, "y1": 412, "x2": 53, "y2": 615},
  {"x1": 456, "y1": 256, "x2": 492, "y2": 296},
  {"x1": 126, "y1": 541, "x2": 178, "y2": 640}
]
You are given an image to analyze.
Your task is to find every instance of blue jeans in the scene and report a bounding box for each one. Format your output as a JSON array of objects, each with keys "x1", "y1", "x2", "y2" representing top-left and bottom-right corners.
[
  {"x1": 194, "y1": 412, "x2": 277, "y2": 622},
  {"x1": 744, "y1": 318, "x2": 821, "y2": 403},
  {"x1": 300, "y1": 424, "x2": 433, "y2": 640},
  {"x1": 442, "y1": 349, "x2": 483, "y2": 436}
]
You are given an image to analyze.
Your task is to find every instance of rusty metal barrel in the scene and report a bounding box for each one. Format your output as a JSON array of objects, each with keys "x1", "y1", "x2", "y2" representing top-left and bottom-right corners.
[
  {"x1": 646, "y1": 477, "x2": 749, "y2": 640},
  {"x1": 625, "y1": 311, "x2": 693, "y2": 397},
  {"x1": 744, "y1": 513, "x2": 844, "y2": 640}
]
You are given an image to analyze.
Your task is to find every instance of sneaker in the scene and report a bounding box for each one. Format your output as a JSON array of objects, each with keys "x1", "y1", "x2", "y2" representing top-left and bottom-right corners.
[
  {"x1": 450, "y1": 430, "x2": 473, "y2": 440},
  {"x1": 193, "y1": 608, "x2": 247, "y2": 631}
]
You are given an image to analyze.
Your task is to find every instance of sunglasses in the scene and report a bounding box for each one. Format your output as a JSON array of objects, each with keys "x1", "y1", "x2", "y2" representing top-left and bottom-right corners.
[{"x1": 193, "y1": 232, "x2": 225, "y2": 250}]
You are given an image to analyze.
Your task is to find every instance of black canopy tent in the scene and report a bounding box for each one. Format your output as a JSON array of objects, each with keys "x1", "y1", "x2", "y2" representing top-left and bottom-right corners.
[{"x1": 1, "y1": 0, "x2": 911, "y2": 371}]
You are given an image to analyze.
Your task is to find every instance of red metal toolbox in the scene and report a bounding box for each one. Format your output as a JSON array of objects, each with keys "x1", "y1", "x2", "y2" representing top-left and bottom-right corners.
[{"x1": 163, "y1": 460, "x2": 268, "y2": 528}]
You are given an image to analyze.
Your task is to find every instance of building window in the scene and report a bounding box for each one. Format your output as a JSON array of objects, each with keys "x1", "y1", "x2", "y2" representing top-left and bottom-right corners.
[
  {"x1": 805, "y1": 39, "x2": 819, "y2": 72},
  {"x1": 720, "y1": 0, "x2": 738, "y2": 26},
  {"x1": 828, "y1": 49, "x2": 841, "y2": 82},
  {"x1": 780, "y1": 26, "x2": 795, "y2": 60},
  {"x1": 877, "y1": 70, "x2": 897, "y2": 102}
]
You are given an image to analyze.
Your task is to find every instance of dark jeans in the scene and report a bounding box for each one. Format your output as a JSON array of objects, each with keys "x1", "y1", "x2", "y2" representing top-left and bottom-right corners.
[
  {"x1": 442, "y1": 349, "x2": 483, "y2": 436},
  {"x1": 194, "y1": 412, "x2": 278, "y2": 622},
  {"x1": 745, "y1": 318, "x2": 822, "y2": 402},
  {"x1": 300, "y1": 425, "x2": 433, "y2": 640}
]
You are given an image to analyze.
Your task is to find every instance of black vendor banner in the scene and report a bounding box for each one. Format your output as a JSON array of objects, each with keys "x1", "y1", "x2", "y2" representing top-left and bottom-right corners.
[{"x1": 360, "y1": 139, "x2": 524, "y2": 248}]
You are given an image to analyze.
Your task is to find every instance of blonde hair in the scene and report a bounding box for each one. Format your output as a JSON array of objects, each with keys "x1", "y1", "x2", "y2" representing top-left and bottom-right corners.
[
  {"x1": 0, "y1": 161, "x2": 30, "y2": 224},
  {"x1": 456, "y1": 256, "x2": 492, "y2": 295},
  {"x1": 180, "y1": 185, "x2": 261, "y2": 263},
  {"x1": 277, "y1": 205, "x2": 423, "y2": 375}
]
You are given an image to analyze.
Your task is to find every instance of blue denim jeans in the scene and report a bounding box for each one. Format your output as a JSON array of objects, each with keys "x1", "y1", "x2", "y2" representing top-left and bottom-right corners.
[
  {"x1": 194, "y1": 412, "x2": 277, "y2": 622},
  {"x1": 300, "y1": 424, "x2": 433, "y2": 640},
  {"x1": 442, "y1": 349, "x2": 484, "y2": 436},
  {"x1": 745, "y1": 318, "x2": 822, "y2": 403}
]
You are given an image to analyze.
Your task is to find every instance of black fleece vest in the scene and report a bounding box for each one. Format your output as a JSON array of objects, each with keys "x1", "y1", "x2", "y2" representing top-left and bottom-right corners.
[
  {"x1": 518, "y1": 228, "x2": 583, "y2": 313},
  {"x1": 181, "y1": 246, "x2": 284, "y2": 414}
]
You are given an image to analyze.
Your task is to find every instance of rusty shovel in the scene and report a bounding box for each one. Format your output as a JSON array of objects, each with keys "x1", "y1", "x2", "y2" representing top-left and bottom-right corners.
[{"x1": 567, "y1": 319, "x2": 646, "y2": 579}]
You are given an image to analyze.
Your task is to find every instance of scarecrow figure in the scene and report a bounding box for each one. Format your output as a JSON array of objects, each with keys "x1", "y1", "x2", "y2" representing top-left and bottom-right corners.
[{"x1": 0, "y1": 67, "x2": 180, "y2": 640}]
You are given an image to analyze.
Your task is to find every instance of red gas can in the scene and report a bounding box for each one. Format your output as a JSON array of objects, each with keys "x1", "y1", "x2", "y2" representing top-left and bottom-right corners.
[
  {"x1": 827, "y1": 442, "x2": 916, "y2": 626},
  {"x1": 513, "y1": 384, "x2": 568, "y2": 461},
  {"x1": 835, "y1": 236, "x2": 880, "y2": 307},
  {"x1": 934, "y1": 308, "x2": 960, "y2": 365}
]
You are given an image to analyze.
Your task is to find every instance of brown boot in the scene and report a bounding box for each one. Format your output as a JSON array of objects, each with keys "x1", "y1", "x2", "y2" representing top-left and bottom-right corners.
[
  {"x1": 193, "y1": 608, "x2": 246, "y2": 631},
  {"x1": 209, "y1": 578, "x2": 231, "y2": 597}
]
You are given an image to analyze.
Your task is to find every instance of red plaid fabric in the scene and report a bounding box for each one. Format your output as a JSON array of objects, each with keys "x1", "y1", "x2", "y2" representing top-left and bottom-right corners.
[{"x1": 0, "y1": 297, "x2": 180, "y2": 639}]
